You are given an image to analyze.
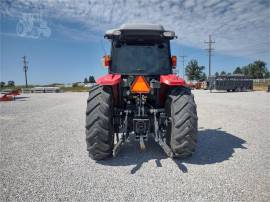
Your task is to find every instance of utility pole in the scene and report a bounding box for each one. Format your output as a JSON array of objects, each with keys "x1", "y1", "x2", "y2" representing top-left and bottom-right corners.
[
  {"x1": 22, "y1": 56, "x2": 28, "y2": 88},
  {"x1": 179, "y1": 55, "x2": 187, "y2": 79},
  {"x1": 204, "y1": 35, "x2": 215, "y2": 77}
]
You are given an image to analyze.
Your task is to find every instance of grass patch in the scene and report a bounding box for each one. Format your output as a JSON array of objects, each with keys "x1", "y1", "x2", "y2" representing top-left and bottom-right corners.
[
  {"x1": 1, "y1": 86, "x2": 90, "y2": 93},
  {"x1": 60, "y1": 86, "x2": 89, "y2": 92}
]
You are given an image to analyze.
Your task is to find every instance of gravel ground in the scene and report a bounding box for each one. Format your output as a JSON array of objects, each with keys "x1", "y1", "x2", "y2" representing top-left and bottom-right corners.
[{"x1": 1, "y1": 91, "x2": 269, "y2": 201}]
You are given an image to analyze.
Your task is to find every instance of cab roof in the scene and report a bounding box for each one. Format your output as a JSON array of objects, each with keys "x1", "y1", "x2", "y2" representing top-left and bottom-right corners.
[
  {"x1": 105, "y1": 24, "x2": 176, "y2": 40},
  {"x1": 119, "y1": 24, "x2": 165, "y2": 31}
]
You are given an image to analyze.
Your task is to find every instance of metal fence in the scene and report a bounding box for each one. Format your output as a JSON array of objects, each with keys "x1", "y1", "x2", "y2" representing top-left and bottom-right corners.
[{"x1": 253, "y1": 79, "x2": 270, "y2": 83}]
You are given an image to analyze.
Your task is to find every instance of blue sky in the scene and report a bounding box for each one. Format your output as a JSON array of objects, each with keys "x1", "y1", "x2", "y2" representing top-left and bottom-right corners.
[{"x1": 1, "y1": 0, "x2": 269, "y2": 85}]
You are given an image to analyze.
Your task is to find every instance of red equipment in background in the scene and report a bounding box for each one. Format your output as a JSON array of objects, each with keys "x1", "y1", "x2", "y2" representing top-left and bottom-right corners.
[
  {"x1": 0, "y1": 89, "x2": 21, "y2": 101},
  {"x1": 186, "y1": 81, "x2": 203, "y2": 89}
]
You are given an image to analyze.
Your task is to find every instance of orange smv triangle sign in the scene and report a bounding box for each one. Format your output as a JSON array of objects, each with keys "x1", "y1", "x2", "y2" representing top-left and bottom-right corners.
[{"x1": 130, "y1": 76, "x2": 151, "y2": 94}]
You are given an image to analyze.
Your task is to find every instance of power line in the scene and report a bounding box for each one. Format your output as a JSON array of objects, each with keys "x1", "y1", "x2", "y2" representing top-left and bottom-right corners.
[
  {"x1": 22, "y1": 56, "x2": 28, "y2": 88},
  {"x1": 179, "y1": 55, "x2": 187, "y2": 79},
  {"x1": 204, "y1": 35, "x2": 215, "y2": 77}
]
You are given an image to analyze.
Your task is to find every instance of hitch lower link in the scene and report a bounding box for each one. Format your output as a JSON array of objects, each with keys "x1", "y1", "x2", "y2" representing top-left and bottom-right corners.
[
  {"x1": 112, "y1": 109, "x2": 174, "y2": 158},
  {"x1": 152, "y1": 109, "x2": 174, "y2": 158},
  {"x1": 113, "y1": 110, "x2": 129, "y2": 157}
]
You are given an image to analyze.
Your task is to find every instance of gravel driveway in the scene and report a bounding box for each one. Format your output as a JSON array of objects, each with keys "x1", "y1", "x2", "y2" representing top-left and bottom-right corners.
[{"x1": 1, "y1": 91, "x2": 269, "y2": 201}]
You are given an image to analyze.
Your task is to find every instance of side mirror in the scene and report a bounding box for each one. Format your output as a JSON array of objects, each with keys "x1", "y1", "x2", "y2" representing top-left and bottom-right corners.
[
  {"x1": 171, "y1": 56, "x2": 177, "y2": 69},
  {"x1": 102, "y1": 55, "x2": 111, "y2": 68}
]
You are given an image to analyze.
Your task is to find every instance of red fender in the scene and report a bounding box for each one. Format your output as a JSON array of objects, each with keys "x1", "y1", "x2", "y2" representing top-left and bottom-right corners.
[
  {"x1": 96, "y1": 74, "x2": 121, "y2": 85},
  {"x1": 160, "y1": 74, "x2": 186, "y2": 86},
  {"x1": 96, "y1": 74, "x2": 121, "y2": 106}
]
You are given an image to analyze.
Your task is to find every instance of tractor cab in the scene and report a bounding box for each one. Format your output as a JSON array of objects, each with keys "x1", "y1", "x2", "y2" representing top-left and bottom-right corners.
[{"x1": 103, "y1": 24, "x2": 177, "y2": 75}]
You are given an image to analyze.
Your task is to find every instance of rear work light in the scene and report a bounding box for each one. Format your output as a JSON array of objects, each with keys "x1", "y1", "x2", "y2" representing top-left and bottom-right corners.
[
  {"x1": 131, "y1": 76, "x2": 151, "y2": 94},
  {"x1": 113, "y1": 30, "x2": 121, "y2": 36},
  {"x1": 163, "y1": 31, "x2": 175, "y2": 37}
]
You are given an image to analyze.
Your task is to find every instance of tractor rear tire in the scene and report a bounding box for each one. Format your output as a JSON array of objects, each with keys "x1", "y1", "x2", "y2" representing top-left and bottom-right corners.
[
  {"x1": 85, "y1": 85, "x2": 113, "y2": 160},
  {"x1": 166, "y1": 87, "x2": 198, "y2": 158}
]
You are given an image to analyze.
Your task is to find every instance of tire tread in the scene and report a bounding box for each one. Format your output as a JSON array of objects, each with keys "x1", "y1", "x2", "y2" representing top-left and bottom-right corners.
[
  {"x1": 166, "y1": 87, "x2": 198, "y2": 157},
  {"x1": 85, "y1": 85, "x2": 113, "y2": 160}
]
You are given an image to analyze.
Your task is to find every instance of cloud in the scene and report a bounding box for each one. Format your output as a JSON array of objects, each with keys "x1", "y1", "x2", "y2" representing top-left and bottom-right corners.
[
  {"x1": 53, "y1": 24, "x2": 103, "y2": 42},
  {"x1": 1, "y1": 0, "x2": 269, "y2": 59}
]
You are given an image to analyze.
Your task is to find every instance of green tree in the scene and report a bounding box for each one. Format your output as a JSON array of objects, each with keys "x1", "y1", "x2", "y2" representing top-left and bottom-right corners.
[
  {"x1": 265, "y1": 71, "x2": 270, "y2": 79},
  {"x1": 215, "y1": 72, "x2": 219, "y2": 77},
  {"x1": 84, "y1": 77, "x2": 88, "y2": 83},
  {"x1": 7, "y1": 80, "x2": 15, "y2": 86},
  {"x1": 0, "y1": 81, "x2": 5, "y2": 88},
  {"x1": 185, "y1": 59, "x2": 205, "y2": 81},
  {"x1": 241, "y1": 66, "x2": 249, "y2": 76},
  {"x1": 233, "y1": 67, "x2": 242, "y2": 74},
  {"x1": 240, "y1": 60, "x2": 269, "y2": 78},
  {"x1": 251, "y1": 60, "x2": 268, "y2": 78},
  {"x1": 88, "y1": 76, "x2": 96, "y2": 83},
  {"x1": 220, "y1": 71, "x2": 226, "y2": 76},
  {"x1": 201, "y1": 73, "x2": 207, "y2": 81}
]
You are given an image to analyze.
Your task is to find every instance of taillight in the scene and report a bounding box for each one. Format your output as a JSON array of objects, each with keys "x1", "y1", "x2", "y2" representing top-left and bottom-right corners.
[
  {"x1": 102, "y1": 55, "x2": 111, "y2": 68},
  {"x1": 171, "y1": 56, "x2": 177, "y2": 68},
  {"x1": 130, "y1": 76, "x2": 150, "y2": 94}
]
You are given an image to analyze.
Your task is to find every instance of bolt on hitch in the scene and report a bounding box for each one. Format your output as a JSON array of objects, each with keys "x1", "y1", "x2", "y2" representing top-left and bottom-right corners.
[{"x1": 139, "y1": 136, "x2": 146, "y2": 150}]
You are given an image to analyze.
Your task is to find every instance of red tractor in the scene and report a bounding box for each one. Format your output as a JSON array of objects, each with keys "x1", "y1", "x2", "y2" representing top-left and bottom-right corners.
[{"x1": 86, "y1": 24, "x2": 198, "y2": 160}]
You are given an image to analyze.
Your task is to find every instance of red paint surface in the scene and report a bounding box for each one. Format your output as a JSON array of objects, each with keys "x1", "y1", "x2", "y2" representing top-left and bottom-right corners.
[
  {"x1": 0, "y1": 89, "x2": 20, "y2": 101},
  {"x1": 97, "y1": 74, "x2": 121, "y2": 85},
  {"x1": 160, "y1": 74, "x2": 186, "y2": 86}
]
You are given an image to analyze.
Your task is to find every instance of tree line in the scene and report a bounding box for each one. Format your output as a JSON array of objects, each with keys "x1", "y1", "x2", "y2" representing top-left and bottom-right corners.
[
  {"x1": 0, "y1": 81, "x2": 15, "y2": 88},
  {"x1": 1, "y1": 75, "x2": 96, "y2": 89},
  {"x1": 185, "y1": 59, "x2": 269, "y2": 81},
  {"x1": 84, "y1": 75, "x2": 96, "y2": 83},
  {"x1": 231, "y1": 60, "x2": 269, "y2": 79}
]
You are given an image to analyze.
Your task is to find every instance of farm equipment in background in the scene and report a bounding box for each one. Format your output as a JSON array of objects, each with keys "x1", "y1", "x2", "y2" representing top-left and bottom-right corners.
[
  {"x1": 194, "y1": 82, "x2": 203, "y2": 89},
  {"x1": 207, "y1": 75, "x2": 253, "y2": 92},
  {"x1": 187, "y1": 82, "x2": 195, "y2": 89},
  {"x1": 201, "y1": 81, "x2": 208, "y2": 89},
  {"x1": 0, "y1": 89, "x2": 21, "y2": 101},
  {"x1": 85, "y1": 24, "x2": 198, "y2": 160},
  {"x1": 186, "y1": 81, "x2": 204, "y2": 90}
]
